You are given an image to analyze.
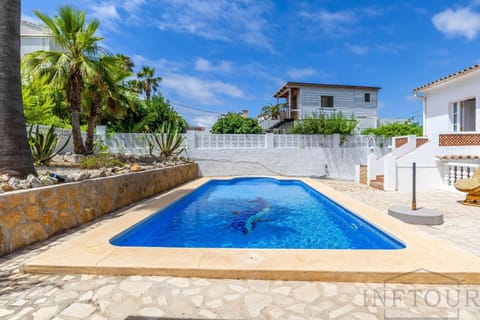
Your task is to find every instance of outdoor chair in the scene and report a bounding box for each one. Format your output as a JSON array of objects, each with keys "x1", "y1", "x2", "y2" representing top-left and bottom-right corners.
[{"x1": 455, "y1": 166, "x2": 480, "y2": 206}]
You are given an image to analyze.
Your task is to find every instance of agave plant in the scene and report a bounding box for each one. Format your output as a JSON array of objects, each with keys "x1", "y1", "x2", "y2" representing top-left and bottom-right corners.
[
  {"x1": 145, "y1": 123, "x2": 185, "y2": 159},
  {"x1": 28, "y1": 125, "x2": 71, "y2": 165}
]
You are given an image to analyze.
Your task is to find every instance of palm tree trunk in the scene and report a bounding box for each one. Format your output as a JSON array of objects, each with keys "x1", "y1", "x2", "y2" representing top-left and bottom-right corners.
[
  {"x1": 85, "y1": 101, "x2": 100, "y2": 154},
  {"x1": 0, "y1": 0, "x2": 37, "y2": 177},
  {"x1": 68, "y1": 72, "x2": 86, "y2": 154}
]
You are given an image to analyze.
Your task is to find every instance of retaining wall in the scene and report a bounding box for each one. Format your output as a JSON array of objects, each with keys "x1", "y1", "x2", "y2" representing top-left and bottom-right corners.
[{"x1": 0, "y1": 163, "x2": 199, "y2": 256}]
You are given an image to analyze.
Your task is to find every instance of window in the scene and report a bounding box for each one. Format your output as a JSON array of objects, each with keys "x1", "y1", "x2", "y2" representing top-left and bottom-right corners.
[
  {"x1": 364, "y1": 93, "x2": 371, "y2": 103},
  {"x1": 321, "y1": 95, "x2": 334, "y2": 108},
  {"x1": 452, "y1": 102, "x2": 458, "y2": 132}
]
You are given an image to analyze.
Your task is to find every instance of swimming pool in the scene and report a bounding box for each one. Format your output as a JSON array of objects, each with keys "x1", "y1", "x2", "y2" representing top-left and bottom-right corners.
[{"x1": 111, "y1": 177, "x2": 405, "y2": 249}]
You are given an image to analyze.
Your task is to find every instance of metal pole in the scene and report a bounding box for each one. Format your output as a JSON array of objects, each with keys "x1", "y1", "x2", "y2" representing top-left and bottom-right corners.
[{"x1": 412, "y1": 162, "x2": 417, "y2": 211}]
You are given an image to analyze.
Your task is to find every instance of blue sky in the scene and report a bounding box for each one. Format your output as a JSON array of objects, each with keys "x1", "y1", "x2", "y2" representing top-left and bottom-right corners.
[{"x1": 21, "y1": 0, "x2": 480, "y2": 127}]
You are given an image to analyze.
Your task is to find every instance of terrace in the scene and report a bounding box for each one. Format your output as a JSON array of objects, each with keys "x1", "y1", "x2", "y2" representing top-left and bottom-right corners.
[{"x1": 1, "y1": 180, "x2": 480, "y2": 319}]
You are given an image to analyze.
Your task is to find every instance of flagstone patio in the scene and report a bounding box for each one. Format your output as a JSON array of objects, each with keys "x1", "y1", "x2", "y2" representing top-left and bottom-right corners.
[{"x1": 1, "y1": 179, "x2": 479, "y2": 319}]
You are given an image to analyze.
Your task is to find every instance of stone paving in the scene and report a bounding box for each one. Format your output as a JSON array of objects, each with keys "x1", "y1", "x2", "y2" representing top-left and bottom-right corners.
[{"x1": 1, "y1": 180, "x2": 480, "y2": 319}]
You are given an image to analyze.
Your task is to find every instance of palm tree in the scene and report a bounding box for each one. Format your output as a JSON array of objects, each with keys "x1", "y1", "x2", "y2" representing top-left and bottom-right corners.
[
  {"x1": 83, "y1": 55, "x2": 134, "y2": 153},
  {"x1": 260, "y1": 103, "x2": 284, "y2": 120},
  {"x1": 136, "y1": 66, "x2": 162, "y2": 102},
  {"x1": 0, "y1": 1, "x2": 37, "y2": 177},
  {"x1": 23, "y1": 5, "x2": 105, "y2": 154}
]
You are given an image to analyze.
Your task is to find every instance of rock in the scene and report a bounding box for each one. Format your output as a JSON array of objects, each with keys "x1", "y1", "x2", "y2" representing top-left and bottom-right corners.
[
  {"x1": 63, "y1": 153, "x2": 85, "y2": 163},
  {"x1": 8, "y1": 177, "x2": 22, "y2": 190},
  {"x1": 18, "y1": 180, "x2": 31, "y2": 189},
  {"x1": 73, "y1": 172, "x2": 91, "y2": 181},
  {"x1": 39, "y1": 175, "x2": 57, "y2": 186},
  {"x1": 1, "y1": 183, "x2": 14, "y2": 192},
  {"x1": 91, "y1": 170, "x2": 107, "y2": 179},
  {"x1": 27, "y1": 174, "x2": 43, "y2": 188},
  {"x1": 130, "y1": 163, "x2": 144, "y2": 172}
]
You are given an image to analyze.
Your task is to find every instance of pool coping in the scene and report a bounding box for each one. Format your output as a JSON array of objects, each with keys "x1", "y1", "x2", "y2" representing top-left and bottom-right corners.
[{"x1": 22, "y1": 177, "x2": 480, "y2": 284}]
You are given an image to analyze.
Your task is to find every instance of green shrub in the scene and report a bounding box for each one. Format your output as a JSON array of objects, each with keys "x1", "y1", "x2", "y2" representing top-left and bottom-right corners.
[
  {"x1": 211, "y1": 112, "x2": 263, "y2": 134},
  {"x1": 28, "y1": 125, "x2": 71, "y2": 165},
  {"x1": 145, "y1": 123, "x2": 186, "y2": 158},
  {"x1": 363, "y1": 120, "x2": 423, "y2": 137},
  {"x1": 290, "y1": 111, "x2": 357, "y2": 145},
  {"x1": 79, "y1": 153, "x2": 124, "y2": 169}
]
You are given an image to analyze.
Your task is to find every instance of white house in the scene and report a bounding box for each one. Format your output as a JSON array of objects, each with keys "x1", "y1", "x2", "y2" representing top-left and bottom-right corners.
[
  {"x1": 413, "y1": 64, "x2": 480, "y2": 137},
  {"x1": 363, "y1": 65, "x2": 480, "y2": 192},
  {"x1": 273, "y1": 82, "x2": 381, "y2": 133},
  {"x1": 20, "y1": 20, "x2": 62, "y2": 57}
]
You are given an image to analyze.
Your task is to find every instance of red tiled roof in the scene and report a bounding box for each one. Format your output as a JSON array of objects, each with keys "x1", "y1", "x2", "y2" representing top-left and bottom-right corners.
[
  {"x1": 436, "y1": 155, "x2": 480, "y2": 160},
  {"x1": 413, "y1": 64, "x2": 480, "y2": 94}
]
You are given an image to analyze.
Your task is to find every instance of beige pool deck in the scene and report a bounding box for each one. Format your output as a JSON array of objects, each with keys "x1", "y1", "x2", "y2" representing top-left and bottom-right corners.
[{"x1": 22, "y1": 177, "x2": 480, "y2": 284}]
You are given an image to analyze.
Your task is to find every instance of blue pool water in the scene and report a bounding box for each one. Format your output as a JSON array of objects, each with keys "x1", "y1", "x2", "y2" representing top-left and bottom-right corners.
[{"x1": 110, "y1": 178, "x2": 405, "y2": 249}]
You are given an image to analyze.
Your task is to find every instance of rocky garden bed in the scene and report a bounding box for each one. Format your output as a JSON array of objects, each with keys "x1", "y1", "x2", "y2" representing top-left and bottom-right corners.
[{"x1": 0, "y1": 152, "x2": 193, "y2": 194}]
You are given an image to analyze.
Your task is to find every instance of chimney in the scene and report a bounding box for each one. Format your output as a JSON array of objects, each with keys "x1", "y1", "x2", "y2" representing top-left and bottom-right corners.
[{"x1": 242, "y1": 109, "x2": 248, "y2": 118}]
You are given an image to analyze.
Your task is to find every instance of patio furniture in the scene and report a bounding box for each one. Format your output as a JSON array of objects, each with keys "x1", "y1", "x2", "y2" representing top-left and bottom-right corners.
[{"x1": 455, "y1": 166, "x2": 480, "y2": 206}]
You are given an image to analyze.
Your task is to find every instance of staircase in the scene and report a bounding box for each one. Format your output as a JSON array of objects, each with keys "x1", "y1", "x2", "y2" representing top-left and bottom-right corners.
[{"x1": 370, "y1": 175, "x2": 384, "y2": 190}]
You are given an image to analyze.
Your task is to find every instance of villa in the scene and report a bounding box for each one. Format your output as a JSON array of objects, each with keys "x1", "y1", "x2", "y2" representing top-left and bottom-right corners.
[
  {"x1": 365, "y1": 64, "x2": 480, "y2": 192},
  {"x1": 20, "y1": 20, "x2": 62, "y2": 57}
]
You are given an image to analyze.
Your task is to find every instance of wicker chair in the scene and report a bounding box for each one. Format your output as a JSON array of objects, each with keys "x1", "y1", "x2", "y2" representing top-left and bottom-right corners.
[{"x1": 455, "y1": 166, "x2": 480, "y2": 206}]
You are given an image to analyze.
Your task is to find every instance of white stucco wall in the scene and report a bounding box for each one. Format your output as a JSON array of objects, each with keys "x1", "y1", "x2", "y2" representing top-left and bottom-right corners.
[
  {"x1": 189, "y1": 147, "x2": 385, "y2": 180},
  {"x1": 421, "y1": 70, "x2": 480, "y2": 137}
]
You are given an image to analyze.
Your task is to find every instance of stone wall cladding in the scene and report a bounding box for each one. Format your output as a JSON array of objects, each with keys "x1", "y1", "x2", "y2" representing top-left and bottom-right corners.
[
  {"x1": 0, "y1": 163, "x2": 199, "y2": 256},
  {"x1": 439, "y1": 134, "x2": 480, "y2": 146},
  {"x1": 359, "y1": 165, "x2": 368, "y2": 185}
]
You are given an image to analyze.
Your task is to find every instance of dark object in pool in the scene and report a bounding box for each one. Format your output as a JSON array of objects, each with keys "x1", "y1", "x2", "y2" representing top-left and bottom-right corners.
[{"x1": 231, "y1": 197, "x2": 270, "y2": 235}]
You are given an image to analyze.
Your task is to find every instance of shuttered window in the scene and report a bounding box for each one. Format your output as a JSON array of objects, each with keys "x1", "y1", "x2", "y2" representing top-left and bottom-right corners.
[{"x1": 321, "y1": 95, "x2": 334, "y2": 108}]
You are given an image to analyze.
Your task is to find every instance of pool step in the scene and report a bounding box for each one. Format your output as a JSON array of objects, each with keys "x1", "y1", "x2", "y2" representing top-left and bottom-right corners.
[{"x1": 369, "y1": 175, "x2": 384, "y2": 190}]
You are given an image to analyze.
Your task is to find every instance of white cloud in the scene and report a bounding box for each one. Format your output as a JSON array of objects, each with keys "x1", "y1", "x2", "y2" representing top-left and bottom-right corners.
[
  {"x1": 122, "y1": 0, "x2": 145, "y2": 12},
  {"x1": 195, "y1": 58, "x2": 233, "y2": 73},
  {"x1": 287, "y1": 67, "x2": 317, "y2": 79},
  {"x1": 406, "y1": 94, "x2": 418, "y2": 103},
  {"x1": 91, "y1": 4, "x2": 120, "y2": 22},
  {"x1": 156, "y1": 0, "x2": 274, "y2": 51},
  {"x1": 131, "y1": 54, "x2": 184, "y2": 74},
  {"x1": 432, "y1": 7, "x2": 480, "y2": 40},
  {"x1": 299, "y1": 8, "x2": 357, "y2": 35},
  {"x1": 189, "y1": 115, "x2": 218, "y2": 128},
  {"x1": 346, "y1": 43, "x2": 369, "y2": 55},
  {"x1": 21, "y1": 14, "x2": 40, "y2": 24},
  {"x1": 161, "y1": 74, "x2": 244, "y2": 105}
]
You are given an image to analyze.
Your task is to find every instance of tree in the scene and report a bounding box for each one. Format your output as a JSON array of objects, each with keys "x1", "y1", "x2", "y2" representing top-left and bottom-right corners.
[
  {"x1": 211, "y1": 112, "x2": 263, "y2": 134},
  {"x1": 135, "y1": 66, "x2": 161, "y2": 102},
  {"x1": 22, "y1": 72, "x2": 70, "y2": 128},
  {"x1": 100, "y1": 93, "x2": 187, "y2": 133},
  {"x1": 23, "y1": 5, "x2": 105, "y2": 154},
  {"x1": 83, "y1": 54, "x2": 134, "y2": 153},
  {"x1": 0, "y1": 0, "x2": 37, "y2": 177},
  {"x1": 260, "y1": 103, "x2": 284, "y2": 120},
  {"x1": 363, "y1": 119, "x2": 423, "y2": 137}
]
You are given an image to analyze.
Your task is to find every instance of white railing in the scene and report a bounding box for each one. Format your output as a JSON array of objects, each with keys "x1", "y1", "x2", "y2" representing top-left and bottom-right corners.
[
  {"x1": 97, "y1": 133, "x2": 150, "y2": 154},
  {"x1": 442, "y1": 162, "x2": 479, "y2": 185},
  {"x1": 194, "y1": 133, "x2": 266, "y2": 149},
  {"x1": 274, "y1": 134, "x2": 334, "y2": 148},
  {"x1": 258, "y1": 119, "x2": 282, "y2": 130},
  {"x1": 343, "y1": 135, "x2": 391, "y2": 148}
]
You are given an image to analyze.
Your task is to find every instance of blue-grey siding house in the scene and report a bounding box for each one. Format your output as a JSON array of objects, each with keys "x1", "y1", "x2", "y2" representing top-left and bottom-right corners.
[{"x1": 273, "y1": 82, "x2": 381, "y2": 133}]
